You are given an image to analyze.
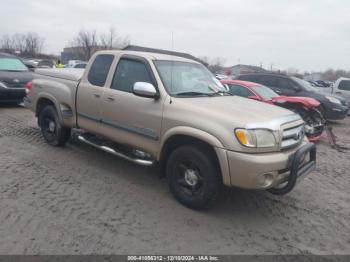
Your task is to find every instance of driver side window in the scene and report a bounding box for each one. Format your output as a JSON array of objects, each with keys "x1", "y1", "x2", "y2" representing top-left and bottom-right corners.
[{"x1": 111, "y1": 58, "x2": 153, "y2": 93}]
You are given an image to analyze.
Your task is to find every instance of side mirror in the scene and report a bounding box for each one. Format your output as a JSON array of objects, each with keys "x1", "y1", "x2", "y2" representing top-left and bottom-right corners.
[
  {"x1": 248, "y1": 95, "x2": 261, "y2": 101},
  {"x1": 133, "y1": 82, "x2": 159, "y2": 99}
]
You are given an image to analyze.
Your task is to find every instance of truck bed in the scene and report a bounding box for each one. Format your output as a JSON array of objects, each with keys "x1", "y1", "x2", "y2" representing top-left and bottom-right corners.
[{"x1": 35, "y1": 68, "x2": 84, "y2": 82}]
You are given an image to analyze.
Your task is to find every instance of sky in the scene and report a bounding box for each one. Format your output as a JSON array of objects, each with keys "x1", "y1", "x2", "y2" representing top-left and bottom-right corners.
[{"x1": 1, "y1": 0, "x2": 349, "y2": 72}]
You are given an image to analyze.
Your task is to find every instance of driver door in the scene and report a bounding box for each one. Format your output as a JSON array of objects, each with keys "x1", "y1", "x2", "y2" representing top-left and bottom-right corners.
[{"x1": 99, "y1": 56, "x2": 164, "y2": 156}]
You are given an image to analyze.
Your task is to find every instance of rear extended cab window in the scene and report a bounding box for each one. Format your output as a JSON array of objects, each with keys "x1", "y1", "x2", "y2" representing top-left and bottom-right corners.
[{"x1": 88, "y1": 54, "x2": 114, "y2": 86}]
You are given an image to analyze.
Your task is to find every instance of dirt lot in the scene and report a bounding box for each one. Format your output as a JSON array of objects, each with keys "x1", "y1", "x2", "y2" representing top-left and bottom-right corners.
[{"x1": 0, "y1": 106, "x2": 349, "y2": 255}]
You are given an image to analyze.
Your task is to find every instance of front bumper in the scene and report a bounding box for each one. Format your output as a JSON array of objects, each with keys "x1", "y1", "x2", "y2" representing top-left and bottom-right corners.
[
  {"x1": 223, "y1": 142, "x2": 316, "y2": 192},
  {"x1": 325, "y1": 104, "x2": 348, "y2": 120}
]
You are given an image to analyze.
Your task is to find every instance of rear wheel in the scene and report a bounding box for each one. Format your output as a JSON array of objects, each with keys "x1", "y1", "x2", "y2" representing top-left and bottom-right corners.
[
  {"x1": 166, "y1": 145, "x2": 221, "y2": 209},
  {"x1": 39, "y1": 105, "x2": 71, "y2": 146}
]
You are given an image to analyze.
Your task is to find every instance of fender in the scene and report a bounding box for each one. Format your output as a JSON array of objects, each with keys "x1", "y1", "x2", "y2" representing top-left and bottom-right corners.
[
  {"x1": 34, "y1": 78, "x2": 77, "y2": 128},
  {"x1": 160, "y1": 126, "x2": 225, "y2": 152},
  {"x1": 36, "y1": 92, "x2": 64, "y2": 123},
  {"x1": 159, "y1": 126, "x2": 231, "y2": 186}
]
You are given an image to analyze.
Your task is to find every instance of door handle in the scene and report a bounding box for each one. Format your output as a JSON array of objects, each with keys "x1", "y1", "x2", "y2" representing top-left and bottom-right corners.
[
  {"x1": 336, "y1": 91, "x2": 342, "y2": 94},
  {"x1": 93, "y1": 93, "x2": 101, "y2": 98},
  {"x1": 275, "y1": 90, "x2": 282, "y2": 94},
  {"x1": 106, "y1": 97, "x2": 115, "y2": 102}
]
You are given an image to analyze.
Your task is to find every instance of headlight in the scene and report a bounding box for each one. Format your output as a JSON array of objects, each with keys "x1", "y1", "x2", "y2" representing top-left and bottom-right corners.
[
  {"x1": 235, "y1": 129, "x2": 277, "y2": 148},
  {"x1": 326, "y1": 96, "x2": 341, "y2": 105},
  {"x1": 0, "y1": 81, "x2": 7, "y2": 89}
]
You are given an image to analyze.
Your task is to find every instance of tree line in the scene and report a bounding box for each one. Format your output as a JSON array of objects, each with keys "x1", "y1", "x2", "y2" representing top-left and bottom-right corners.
[
  {"x1": 0, "y1": 32, "x2": 44, "y2": 57},
  {"x1": 70, "y1": 26, "x2": 130, "y2": 61},
  {"x1": 0, "y1": 27, "x2": 130, "y2": 60}
]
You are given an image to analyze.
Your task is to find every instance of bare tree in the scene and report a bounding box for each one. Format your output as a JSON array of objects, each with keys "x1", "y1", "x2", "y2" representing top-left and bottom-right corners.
[
  {"x1": 12, "y1": 33, "x2": 26, "y2": 54},
  {"x1": 24, "y1": 33, "x2": 44, "y2": 57},
  {"x1": 0, "y1": 32, "x2": 44, "y2": 57},
  {"x1": 69, "y1": 27, "x2": 130, "y2": 60},
  {"x1": 71, "y1": 29, "x2": 98, "y2": 60},
  {"x1": 100, "y1": 26, "x2": 130, "y2": 49},
  {"x1": 199, "y1": 56, "x2": 226, "y2": 73},
  {"x1": 0, "y1": 34, "x2": 14, "y2": 53}
]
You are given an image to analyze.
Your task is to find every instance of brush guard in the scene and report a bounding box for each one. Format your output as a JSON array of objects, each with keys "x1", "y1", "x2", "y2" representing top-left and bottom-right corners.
[{"x1": 268, "y1": 143, "x2": 316, "y2": 195}]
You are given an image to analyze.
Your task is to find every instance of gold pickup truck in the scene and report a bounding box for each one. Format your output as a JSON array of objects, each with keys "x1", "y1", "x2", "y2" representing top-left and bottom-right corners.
[{"x1": 24, "y1": 50, "x2": 316, "y2": 209}]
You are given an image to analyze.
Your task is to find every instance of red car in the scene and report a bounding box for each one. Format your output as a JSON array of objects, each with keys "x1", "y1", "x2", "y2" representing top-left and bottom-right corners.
[{"x1": 221, "y1": 80, "x2": 325, "y2": 141}]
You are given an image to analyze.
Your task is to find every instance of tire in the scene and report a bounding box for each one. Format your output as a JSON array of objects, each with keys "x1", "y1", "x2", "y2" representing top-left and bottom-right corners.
[
  {"x1": 38, "y1": 105, "x2": 71, "y2": 146},
  {"x1": 166, "y1": 145, "x2": 221, "y2": 209}
]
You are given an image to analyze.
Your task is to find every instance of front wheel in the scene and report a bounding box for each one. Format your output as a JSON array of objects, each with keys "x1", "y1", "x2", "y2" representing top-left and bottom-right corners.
[
  {"x1": 166, "y1": 145, "x2": 221, "y2": 209},
  {"x1": 38, "y1": 105, "x2": 71, "y2": 146}
]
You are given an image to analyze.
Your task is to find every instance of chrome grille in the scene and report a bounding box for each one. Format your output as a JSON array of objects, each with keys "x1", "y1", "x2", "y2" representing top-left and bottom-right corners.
[{"x1": 281, "y1": 123, "x2": 305, "y2": 150}]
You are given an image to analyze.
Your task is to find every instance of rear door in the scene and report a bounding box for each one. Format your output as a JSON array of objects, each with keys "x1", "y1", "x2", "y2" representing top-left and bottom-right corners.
[
  {"x1": 99, "y1": 56, "x2": 164, "y2": 156},
  {"x1": 335, "y1": 79, "x2": 350, "y2": 103},
  {"x1": 76, "y1": 54, "x2": 114, "y2": 133}
]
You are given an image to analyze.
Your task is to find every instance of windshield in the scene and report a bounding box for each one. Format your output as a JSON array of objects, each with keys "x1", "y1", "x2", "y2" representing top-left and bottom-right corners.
[
  {"x1": 291, "y1": 76, "x2": 319, "y2": 92},
  {"x1": 154, "y1": 61, "x2": 227, "y2": 96},
  {"x1": 253, "y1": 85, "x2": 279, "y2": 100},
  {"x1": 0, "y1": 58, "x2": 28, "y2": 72}
]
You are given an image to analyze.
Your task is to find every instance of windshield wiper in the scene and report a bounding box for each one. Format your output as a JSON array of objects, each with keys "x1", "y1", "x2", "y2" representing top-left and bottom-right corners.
[
  {"x1": 212, "y1": 90, "x2": 232, "y2": 96},
  {"x1": 175, "y1": 91, "x2": 215, "y2": 97}
]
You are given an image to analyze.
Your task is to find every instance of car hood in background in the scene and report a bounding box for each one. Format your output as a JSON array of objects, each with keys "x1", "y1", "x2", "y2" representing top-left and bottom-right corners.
[{"x1": 271, "y1": 96, "x2": 320, "y2": 108}]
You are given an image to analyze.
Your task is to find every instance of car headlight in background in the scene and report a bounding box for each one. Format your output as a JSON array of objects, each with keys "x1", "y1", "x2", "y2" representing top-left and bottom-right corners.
[
  {"x1": 235, "y1": 129, "x2": 277, "y2": 148},
  {"x1": 326, "y1": 96, "x2": 341, "y2": 105},
  {"x1": 0, "y1": 81, "x2": 8, "y2": 89}
]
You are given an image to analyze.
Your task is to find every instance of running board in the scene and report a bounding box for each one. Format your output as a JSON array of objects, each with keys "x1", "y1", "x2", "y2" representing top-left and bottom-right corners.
[{"x1": 77, "y1": 135, "x2": 154, "y2": 166}]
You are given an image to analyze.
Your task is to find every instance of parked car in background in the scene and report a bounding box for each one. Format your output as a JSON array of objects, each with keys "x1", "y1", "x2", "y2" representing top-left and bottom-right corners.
[
  {"x1": 237, "y1": 73, "x2": 348, "y2": 120},
  {"x1": 22, "y1": 59, "x2": 55, "y2": 70},
  {"x1": 65, "y1": 60, "x2": 86, "y2": 68},
  {"x1": 315, "y1": 80, "x2": 332, "y2": 88},
  {"x1": 333, "y1": 78, "x2": 350, "y2": 105},
  {"x1": 221, "y1": 80, "x2": 325, "y2": 141},
  {"x1": 71, "y1": 62, "x2": 87, "y2": 69},
  {"x1": 0, "y1": 52, "x2": 33, "y2": 104}
]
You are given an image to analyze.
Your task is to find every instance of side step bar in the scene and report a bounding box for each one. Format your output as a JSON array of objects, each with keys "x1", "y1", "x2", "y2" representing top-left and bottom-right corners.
[{"x1": 77, "y1": 135, "x2": 154, "y2": 166}]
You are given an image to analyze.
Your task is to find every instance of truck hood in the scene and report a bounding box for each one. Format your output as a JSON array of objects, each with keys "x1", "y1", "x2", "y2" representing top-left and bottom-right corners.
[{"x1": 172, "y1": 95, "x2": 296, "y2": 126}]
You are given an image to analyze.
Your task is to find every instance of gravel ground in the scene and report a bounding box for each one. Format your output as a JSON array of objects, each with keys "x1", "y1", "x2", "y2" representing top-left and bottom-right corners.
[{"x1": 0, "y1": 105, "x2": 349, "y2": 255}]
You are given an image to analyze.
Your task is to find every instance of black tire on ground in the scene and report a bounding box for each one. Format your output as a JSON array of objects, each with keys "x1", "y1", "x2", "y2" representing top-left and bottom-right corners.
[
  {"x1": 166, "y1": 145, "x2": 221, "y2": 209},
  {"x1": 38, "y1": 105, "x2": 71, "y2": 146}
]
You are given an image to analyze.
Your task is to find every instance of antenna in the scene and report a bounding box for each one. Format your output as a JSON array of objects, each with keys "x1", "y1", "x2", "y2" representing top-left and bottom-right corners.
[{"x1": 170, "y1": 31, "x2": 174, "y2": 103}]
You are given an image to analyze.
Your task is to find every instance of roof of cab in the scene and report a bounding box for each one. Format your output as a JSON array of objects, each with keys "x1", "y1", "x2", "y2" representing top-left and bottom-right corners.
[{"x1": 95, "y1": 50, "x2": 201, "y2": 64}]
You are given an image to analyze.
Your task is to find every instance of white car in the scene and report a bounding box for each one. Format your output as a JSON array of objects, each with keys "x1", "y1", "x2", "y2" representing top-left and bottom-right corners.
[{"x1": 333, "y1": 77, "x2": 350, "y2": 104}]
